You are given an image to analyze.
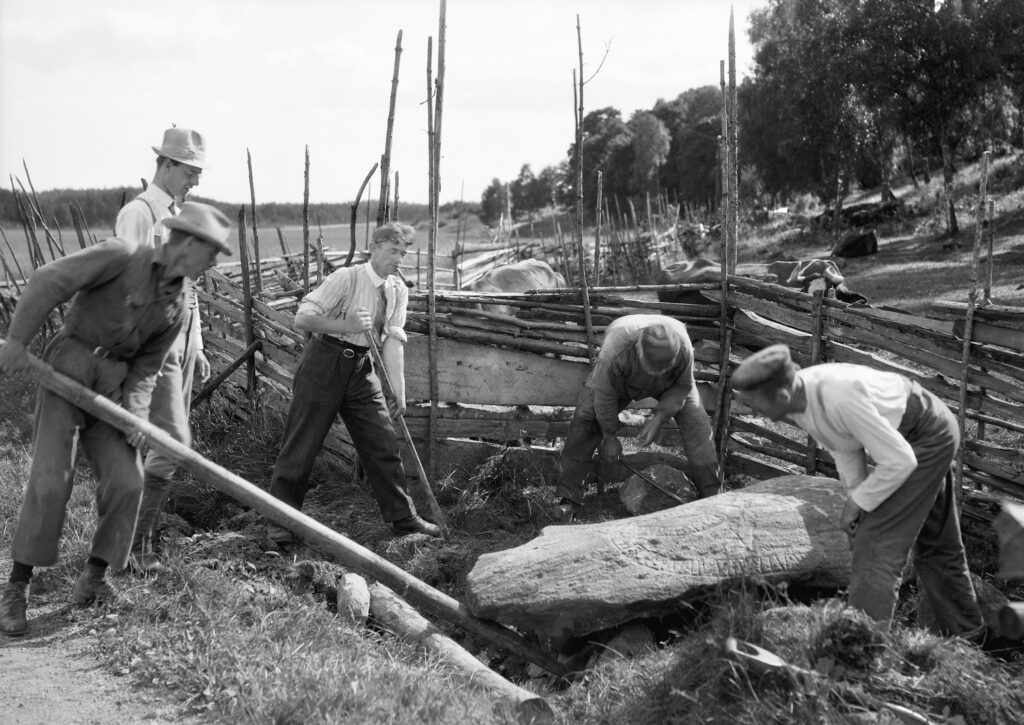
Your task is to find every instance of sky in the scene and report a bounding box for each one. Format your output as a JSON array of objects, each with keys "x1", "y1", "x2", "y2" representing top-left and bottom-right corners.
[{"x1": 0, "y1": 0, "x2": 763, "y2": 206}]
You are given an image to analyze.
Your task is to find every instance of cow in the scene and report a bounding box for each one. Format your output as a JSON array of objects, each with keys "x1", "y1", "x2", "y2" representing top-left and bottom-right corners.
[
  {"x1": 654, "y1": 256, "x2": 867, "y2": 305},
  {"x1": 468, "y1": 258, "x2": 567, "y2": 316},
  {"x1": 832, "y1": 229, "x2": 879, "y2": 258}
]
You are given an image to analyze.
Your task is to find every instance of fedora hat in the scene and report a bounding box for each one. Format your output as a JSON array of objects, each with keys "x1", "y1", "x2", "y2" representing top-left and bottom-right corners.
[
  {"x1": 152, "y1": 127, "x2": 206, "y2": 169},
  {"x1": 162, "y1": 202, "x2": 232, "y2": 255}
]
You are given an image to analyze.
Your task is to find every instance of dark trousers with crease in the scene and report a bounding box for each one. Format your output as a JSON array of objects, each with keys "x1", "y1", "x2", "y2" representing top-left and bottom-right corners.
[
  {"x1": 849, "y1": 380, "x2": 982, "y2": 636},
  {"x1": 269, "y1": 336, "x2": 416, "y2": 523}
]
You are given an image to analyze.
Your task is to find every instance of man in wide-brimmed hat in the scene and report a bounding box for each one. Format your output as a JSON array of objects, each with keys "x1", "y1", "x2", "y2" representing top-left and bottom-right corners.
[
  {"x1": 731, "y1": 343, "x2": 983, "y2": 640},
  {"x1": 0, "y1": 202, "x2": 231, "y2": 637},
  {"x1": 554, "y1": 314, "x2": 721, "y2": 519},
  {"x1": 115, "y1": 127, "x2": 211, "y2": 574}
]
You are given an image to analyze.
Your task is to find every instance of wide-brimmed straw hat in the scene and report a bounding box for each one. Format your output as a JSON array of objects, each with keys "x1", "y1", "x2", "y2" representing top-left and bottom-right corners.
[
  {"x1": 152, "y1": 127, "x2": 206, "y2": 169},
  {"x1": 162, "y1": 202, "x2": 232, "y2": 255}
]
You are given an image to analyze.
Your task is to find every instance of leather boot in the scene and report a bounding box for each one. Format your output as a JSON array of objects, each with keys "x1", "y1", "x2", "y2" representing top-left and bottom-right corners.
[
  {"x1": 0, "y1": 582, "x2": 28, "y2": 637},
  {"x1": 129, "y1": 474, "x2": 171, "y2": 574},
  {"x1": 691, "y1": 463, "x2": 722, "y2": 498},
  {"x1": 72, "y1": 563, "x2": 113, "y2": 607}
]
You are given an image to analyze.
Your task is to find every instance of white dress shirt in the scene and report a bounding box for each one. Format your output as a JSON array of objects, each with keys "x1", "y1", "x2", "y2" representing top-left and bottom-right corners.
[
  {"x1": 298, "y1": 262, "x2": 408, "y2": 347},
  {"x1": 789, "y1": 364, "x2": 916, "y2": 512}
]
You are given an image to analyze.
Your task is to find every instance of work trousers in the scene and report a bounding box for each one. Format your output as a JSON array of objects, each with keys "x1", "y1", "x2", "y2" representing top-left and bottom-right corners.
[
  {"x1": 848, "y1": 381, "x2": 983, "y2": 636},
  {"x1": 11, "y1": 334, "x2": 143, "y2": 569},
  {"x1": 555, "y1": 384, "x2": 719, "y2": 504},
  {"x1": 268, "y1": 336, "x2": 416, "y2": 522},
  {"x1": 132, "y1": 309, "x2": 199, "y2": 552}
]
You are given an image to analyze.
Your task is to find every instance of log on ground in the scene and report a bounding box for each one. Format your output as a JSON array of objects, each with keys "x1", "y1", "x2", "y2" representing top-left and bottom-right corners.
[{"x1": 465, "y1": 475, "x2": 851, "y2": 640}]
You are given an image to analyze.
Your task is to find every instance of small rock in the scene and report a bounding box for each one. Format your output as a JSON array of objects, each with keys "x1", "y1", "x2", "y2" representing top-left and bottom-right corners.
[
  {"x1": 337, "y1": 573, "x2": 370, "y2": 626},
  {"x1": 618, "y1": 464, "x2": 698, "y2": 515}
]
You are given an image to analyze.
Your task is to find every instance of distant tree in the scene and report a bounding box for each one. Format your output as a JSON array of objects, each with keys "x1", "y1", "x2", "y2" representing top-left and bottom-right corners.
[
  {"x1": 479, "y1": 178, "x2": 505, "y2": 226},
  {"x1": 566, "y1": 107, "x2": 632, "y2": 215},
  {"x1": 627, "y1": 112, "x2": 670, "y2": 195},
  {"x1": 653, "y1": 87, "x2": 722, "y2": 208}
]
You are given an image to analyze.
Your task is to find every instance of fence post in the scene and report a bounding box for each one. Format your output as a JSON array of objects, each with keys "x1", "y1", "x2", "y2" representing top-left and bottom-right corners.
[
  {"x1": 804, "y1": 290, "x2": 825, "y2": 474},
  {"x1": 236, "y1": 207, "x2": 257, "y2": 399}
]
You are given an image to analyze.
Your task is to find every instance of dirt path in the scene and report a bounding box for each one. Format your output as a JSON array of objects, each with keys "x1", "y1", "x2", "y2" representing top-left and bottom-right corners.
[{"x1": 0, "y1": 600, "x2": 198, "y2": 725}]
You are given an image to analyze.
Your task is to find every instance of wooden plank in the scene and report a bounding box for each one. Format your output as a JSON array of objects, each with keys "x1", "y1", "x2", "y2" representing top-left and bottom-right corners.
[{"x1": 705, "y1": 289, "x2": 813, "y2": 333}]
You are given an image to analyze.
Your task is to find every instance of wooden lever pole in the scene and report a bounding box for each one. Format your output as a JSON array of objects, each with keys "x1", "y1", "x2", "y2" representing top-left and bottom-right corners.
[
  {"x1": 365, "y1": 331, "x2": 449, "y2": 537},
  {"x1": 0, "y1": 338, "x2": 564, "y2": 677}
]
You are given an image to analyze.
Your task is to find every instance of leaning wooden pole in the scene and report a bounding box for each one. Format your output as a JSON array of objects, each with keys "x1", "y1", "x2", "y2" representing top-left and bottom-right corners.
[
  {"x1": 368, "y1": 583, "x2": 554, "y2": 720},
  {"x1": 594, "y1": 171, "x2": 604, "y2": 287},
  {"x1": 574, "y1": 15, "x2": 597, "y2": 362},
  {"x1": 348, "y1": 163, "x2": 379, "y2": 268},
  {"x1": 246, "y1": 149, "x2": 263, "y2": 296},
  {"x1": 426, "y1": 34, "x2": 440, "y2": 486},
  {"x1": 0, "y1": 338, "x2": 567, "y2": 678},
  {"x1": 377, "y1": 29, "x2": 403, "y2": 227},
  {"x1": 955, "y1": 149, "x2": 989, "y2": 496},
  {"x1": 430, "y1": 0, "x2": 448, "y2": 485}
]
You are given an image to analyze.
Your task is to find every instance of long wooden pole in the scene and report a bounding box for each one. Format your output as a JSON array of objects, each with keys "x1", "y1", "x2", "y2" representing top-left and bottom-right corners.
[
  {"x1": 0, "y1": 338, "x2": 566, "y2": 678},
  {"x1": 426, "y1": 34, "x2": 440, "y2": 487},
  {"x1": 246, "y1": 149, "x2": 263, "y2": 296},
  {"x1": 302, "y1": 145, "x2": 311, "y2": 294},
  {"x1": 377, "y1": 30, "x2": 403, "y2": 226},
  {"x1": 367, "y1": 331, "x2": 449, "y2": 537},
  {"x1": 348, "y1": 163, "x2": 379, "y2": 268},
  {"x1": 236, "y1": 207, "x2": 256, "y2": 396},
  {"x1": 431, "y1": 0, "x2": 447, "y2": 486},
  {"x1": 956, "y1": 149, "x2": 989, "y2": 496},
  {"x1": 574, "y1": 18, "x2": 597, "y2": 363},
  {"x1": 594, "y1": 171, "x2": 604, "y2": 287}
]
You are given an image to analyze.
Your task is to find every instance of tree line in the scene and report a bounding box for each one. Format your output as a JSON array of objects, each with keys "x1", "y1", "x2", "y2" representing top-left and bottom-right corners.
[{"x1": 481, "y1": 0, "x2": 1024, "y2": 233}]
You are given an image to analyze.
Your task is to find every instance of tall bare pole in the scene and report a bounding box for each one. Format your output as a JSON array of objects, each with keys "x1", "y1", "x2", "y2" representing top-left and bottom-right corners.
[
  {"x1": 955, "y1": 149, "x2": 990, "y2": 497},
  {"x1": 246, "y1": 149, "x2": 263, "y2": 296},
  {"x1": 574, "y1": 15, "x2": 596, "y2": 362},
  {"x1": 302, "y1": 145, "x2": 311, "y2": 293},
  {"x1": 377, "y1": 30, "x2": 403, "y2": 227},
  {"x1": 594, "y1": 170, "x2": 604, "y2": 286},
  {"x1": 727, "y1": 8, "x2": 739, "y2": 275}
]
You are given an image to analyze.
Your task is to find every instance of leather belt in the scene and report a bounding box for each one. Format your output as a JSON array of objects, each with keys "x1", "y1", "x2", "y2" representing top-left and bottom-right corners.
[
  {"x1": 67, "y1": 333, "x2": 130, "y2": 362},
  {"x1": 317, "y1": 335, "x2": 368, "y2": 359}
]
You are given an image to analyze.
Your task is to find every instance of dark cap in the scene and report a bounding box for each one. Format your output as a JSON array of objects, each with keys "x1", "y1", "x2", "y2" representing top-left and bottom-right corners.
[{"x1": 731, "y1": 344, "x2": 796, "y2": 391}]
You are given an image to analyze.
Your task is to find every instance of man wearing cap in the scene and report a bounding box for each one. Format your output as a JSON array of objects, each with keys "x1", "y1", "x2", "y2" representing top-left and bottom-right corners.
[
  {"x1": 555, "y1": 314, "x2": 721, "y2": 518},
  {"x1": 266, "y1": 222, "x2": 440, "y2": 541},
  {"x1": 731, "y1": 344, "x2": 983, "y2": 638},
  {"x1": 116, "y1": 127, "x2": 210, "y2": 573},
  {"x1": 0, "y1": 202, "x2": 232, "y2": 637}
]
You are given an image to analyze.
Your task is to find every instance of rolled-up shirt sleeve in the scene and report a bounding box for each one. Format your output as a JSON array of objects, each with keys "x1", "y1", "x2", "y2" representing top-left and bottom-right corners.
[
  {"x1": 385, "y1": 281, "x2": 408, "y2": 343},
  {"x1": 297, "y1": 268, "x2": 351, "y2": 319}
]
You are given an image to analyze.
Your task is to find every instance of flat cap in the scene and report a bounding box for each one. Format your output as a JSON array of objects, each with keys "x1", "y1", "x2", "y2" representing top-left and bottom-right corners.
[{"x1": 731, "y1": 344, "x2": 794, "y2": 391}]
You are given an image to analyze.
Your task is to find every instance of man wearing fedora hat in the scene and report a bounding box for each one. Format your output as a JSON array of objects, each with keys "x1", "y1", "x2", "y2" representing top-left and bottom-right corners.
[
  {"x1": 731, "y1": 344, "x2": 983, "y2": 639},
  {"x1": 0, "y1": 202, "x2": 231, "y2": 637},
  {"x1": 554, "y1": 314, "x2": 721, "y2": 519},
  {"x1": 116, "y1": 127, "x2": 211, "y2": 574}
]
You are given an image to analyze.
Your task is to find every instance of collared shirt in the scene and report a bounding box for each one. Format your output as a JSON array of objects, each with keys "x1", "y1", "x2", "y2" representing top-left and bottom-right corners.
[
  {"x1": 115, "y1": 185, "x2": 176, "y2": 249},
  {"x1": 7, "y1": 238, "x2": 186, "y2": 418},
  {"x1": 588, "y1": 314, "x2": 695, "y2": 435},
  {"x1": 297, "y1": 262, "x2": 408, "y2": 347},
  {"x1": 115, "y1": 185, "x2": 202, "y2": 348},
  {"x1": 789, "y1": 364, "x2": 915, "y2": 512}
]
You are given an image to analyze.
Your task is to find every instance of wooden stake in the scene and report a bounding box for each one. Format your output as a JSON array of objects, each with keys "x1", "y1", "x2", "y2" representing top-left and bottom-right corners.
[
  {"x1": 594, "y1": 171, "x2": 604, "y2": 286},
  {"x1": 727, "y1": 8, "x2": 739, "y2": 275},
  {"x1": 956, "y1": 149, "x2": 990, "y2": 496},
  {"x1": 377, "y1": 29, "x2": 403, "y2": 226},
  {"x1": 574, "y1": 16, "x2": 596, "y2": 363},
  {"x1": 805, "y1": 290, "x2": 825, "y2": 474},
  {"x1": 236, "y1": 207, "x2": 256, "y2": 397},
  {"x1": 246, "y1": 149, "x2": 263, "y2": 296},
  {"x1": 303, "y1": 145, "x2": 311, "y2": 294},
  {"x1": 430, "y1": 0, "x2": 448, "y2": 485}
]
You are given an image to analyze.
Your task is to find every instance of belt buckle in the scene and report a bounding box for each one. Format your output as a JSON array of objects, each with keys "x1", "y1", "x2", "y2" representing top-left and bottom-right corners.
[
  {"x1": 92, "y1": 346, "x2": 109, "y2": 359},
  {"x1": 342, "y1": 348, "x2": 356, "y2": 359}
]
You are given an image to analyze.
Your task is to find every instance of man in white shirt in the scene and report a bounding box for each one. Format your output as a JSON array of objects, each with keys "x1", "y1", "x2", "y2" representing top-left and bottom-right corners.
[
  {"x1": 731, "y1": 344, "x2": 983, "y2": 639},
  {"x1": 115, "y1": 127, "x2": 211, "y2": 573},
  {"x1": 266, "y1": 222, "x2": 439, "y2": 540}
]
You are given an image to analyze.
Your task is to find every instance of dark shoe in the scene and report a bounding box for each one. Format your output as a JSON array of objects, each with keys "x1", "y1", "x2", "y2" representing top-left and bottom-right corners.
[
  {"x1": 0, "y1": 582, "x2": 28, "y2": 637},
  {"x1": 127, "y1": 552, "x2": 169, "y2": 576},
  {"x1": 390, "y1": 515, "x2": 441, "y2": 538},
  {"x1": 72, "y1": 564, "x2": 114, "y2": 607},
  {"x1": 556, "y1": 498, "x2": 581, "y2": 522}
]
